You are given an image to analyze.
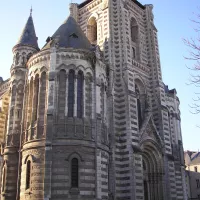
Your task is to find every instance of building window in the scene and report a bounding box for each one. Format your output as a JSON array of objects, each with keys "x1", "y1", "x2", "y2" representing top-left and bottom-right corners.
[
  {"x1": 2, "y1": 165, "x2": 6, "y2": 192},
  {"x1": 132, "y1": 47, "x2": 136, "y2": 59},
  {"x1": 68, "y1": 70, "x2": 75, "y2": 117},
  {"x1": 195, "y1": 166, "x2": 198, "y2": 172},
  {"x1": 77, "y1": 71, "x2": 84, "y2": 118},
  {"x1": 33, "y1": 75, "x2": 39, "y2": 121},
  {"x1": 130, "y1": 18, "x2": 138, "y2": 43},
  {"x1": 71, "y1": 158, "x2": 78, "y2": 188},
  {"x1": 87, "y1": 17, "x2": 97, "y2": 44},
  {"x1": 101, "y1": 83, "x2": 105, "y2": 120},
  {"x1": 26, "y1": 160, "x2": 31, "y2": 190},
  {"x1": 58, "y1": 70, "x2": 66, "y2": 121},
  {"x1": 85, "y1": 74, "x2": 92, "y2": 118},
  {"x1": 197, "y1": 179, "x2": 200, "y2": 188},
  {"x1": 135, "y1": 85, "x2": 142, "y2": 129}
]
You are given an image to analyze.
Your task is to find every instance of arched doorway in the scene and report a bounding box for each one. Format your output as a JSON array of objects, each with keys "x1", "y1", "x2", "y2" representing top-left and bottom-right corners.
[
  {"x1": 142, "y1": 141, "x2": 164, "y2": 200},
  {"x1": 87, "y1": 17, "x2": 97, "y2": 44}
]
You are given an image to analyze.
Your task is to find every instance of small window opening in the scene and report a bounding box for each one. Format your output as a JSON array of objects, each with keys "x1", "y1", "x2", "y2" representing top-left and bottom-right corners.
[
  {"x1": 26, "y1": 160, "x2": 31, "y2": 190},
  {"x1": 71, "y1": 158, "x2": 78, "y2": 188}
]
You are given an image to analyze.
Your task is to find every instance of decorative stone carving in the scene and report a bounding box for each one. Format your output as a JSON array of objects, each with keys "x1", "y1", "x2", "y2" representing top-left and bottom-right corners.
[{"x1": 102, "y1": 0, "x2": 108, "y2": 10}]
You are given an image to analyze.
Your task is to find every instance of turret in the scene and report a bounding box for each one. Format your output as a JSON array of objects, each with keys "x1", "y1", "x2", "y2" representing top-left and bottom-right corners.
[{"x1": 2, "y1": 10, "x2": 39, "y2": 200}]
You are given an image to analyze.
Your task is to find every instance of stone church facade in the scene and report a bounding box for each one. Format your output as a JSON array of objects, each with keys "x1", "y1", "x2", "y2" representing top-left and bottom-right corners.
[{"x1": 1, "y1": 0, "x2": 186, "y2": 200}]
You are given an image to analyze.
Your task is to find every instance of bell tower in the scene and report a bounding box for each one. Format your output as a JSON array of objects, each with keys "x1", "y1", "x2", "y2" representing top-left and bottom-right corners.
[{"x1": 2, "y1": 10, "x2": 39, "y2": 200}]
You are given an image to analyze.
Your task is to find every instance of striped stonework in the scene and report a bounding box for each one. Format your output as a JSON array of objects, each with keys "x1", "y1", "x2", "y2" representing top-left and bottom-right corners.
[{"x1": 1, "y1": 1, "x2": 186, "y2": 200}]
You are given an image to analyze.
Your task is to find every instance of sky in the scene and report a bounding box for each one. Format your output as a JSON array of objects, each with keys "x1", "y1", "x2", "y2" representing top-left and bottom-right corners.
[{"x1": 0, "y1": 0, "x2": 199, "y2": 151}]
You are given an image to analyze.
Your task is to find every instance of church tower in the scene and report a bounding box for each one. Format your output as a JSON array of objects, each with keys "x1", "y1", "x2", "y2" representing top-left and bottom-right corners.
[
  {"x1": 74, "y1": 0, "x2": 186, "y2": 199},
  {"x1": 2, "y1": 11, "x2": 39, "y2": 200},
  {"x1": 1, "y1": 1, "x2": 186, "y2": 200}
]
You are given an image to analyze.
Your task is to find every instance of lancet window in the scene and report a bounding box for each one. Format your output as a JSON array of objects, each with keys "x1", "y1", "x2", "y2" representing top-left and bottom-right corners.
[
  {"x1": 1, "y1": 163, "x2": 7, "y2": 192},
  {"x1": 85, "y1": 74, "x2": 92, "y2": 118},
  {"x1": 33, "y1": 75, "x2": 39, "y2": 121},
  {"x1": 131, "y1": 17, "x2": 138, "y2": 43},
  {"x1": 26, "y1": 160, "x2": 31, "y2": 190},
  {"x1": 77, "y1": 71, "x2": 84, "y2": 118},
  {"x1": 58, "y1": 70, "x2": 66, "y2": 122},
  {"x1": 135, "y1": 84, "x2": 142, "y2": 129},
  {"x1": 68, "y1": 70, "x2": 75, "y2": 117},
  {"x1": 71, "y1": 158, "x2": 78, "y2": 188}
]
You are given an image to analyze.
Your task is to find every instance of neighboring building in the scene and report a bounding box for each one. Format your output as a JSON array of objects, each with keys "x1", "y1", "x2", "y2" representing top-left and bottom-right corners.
[
  {"x1": 0, "y1": 78, "x2": 10, "y2": 200},
  {"x1": 185, "y1": 151, "x2": 200, "y2": 200},
  {"x1": 0, "y1": 78, "x2": 10, "y2": 144},
  {"x1": 1, "y1": 1, "x2": 186, "y2": 200}
]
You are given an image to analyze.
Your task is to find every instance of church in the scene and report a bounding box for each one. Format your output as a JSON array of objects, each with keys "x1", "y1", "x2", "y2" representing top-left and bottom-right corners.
[{"x1": 1, "y1": 0, "x2": 186, "y2": 199}]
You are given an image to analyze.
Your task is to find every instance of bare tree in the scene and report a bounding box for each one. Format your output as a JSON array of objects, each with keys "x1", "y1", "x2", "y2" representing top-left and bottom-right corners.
[{"x1": 183, "y1": 12, "x2": 200, "y2": 114}]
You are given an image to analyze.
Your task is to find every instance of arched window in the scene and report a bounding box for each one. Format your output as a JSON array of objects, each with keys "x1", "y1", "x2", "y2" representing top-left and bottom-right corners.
[
  {"x1": 135, "y1": 85, "x2": 142, "y2": 129},
  {"x1": 132, "y1": 47, "x2": 136, "y2": 59},
  {"x1": 15, "y1": 52, "x2": 20, "y2": 65},
  {"x1": 38, "y1": 72, "x2": 47, "y2": 136},
  {"x1": 101, "y1": 83, "x2": 105, "y2": 120},
  {"x1": 130, "y1": 18, "x2": 138, "y2": 43},
  {"x1": 27, "y1": 53, "x2": 32, "y2": 61},
  {"x1": 58, "y1": 70, "x2": 66, "y2": 122},
  {"x1": 71, "y1": 158, "x2": 78, "y2": 188},
  {"x1": 68, "y1": 70, "x2": 75, "y2": 117},
  {"x1": 77, "y1": 71, "x2": 84, "y2": 118},
  {"x1": 2, "y1": 164, "x2": 6, "y2": 192},
  {"x1": 33, "y1": 75, "x2": 39, "y2": 121},
  {"x1": 27, "y1": 78, "x2": 34, "y2": 125},
  {"x1": 87, "y1": 17, "x2": 97, "y2": 44},
  {"x1": 85, "y1": 74, "x2": 92, "y2": 118},
  {"x1": 26, "y1": 160, "x2": 31, "y2": 190}
]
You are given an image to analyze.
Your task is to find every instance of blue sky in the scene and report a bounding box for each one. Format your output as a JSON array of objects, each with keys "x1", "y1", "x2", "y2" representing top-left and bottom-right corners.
[{"x1": 0, "y1": 0, "x2": 199, "y2": 151}]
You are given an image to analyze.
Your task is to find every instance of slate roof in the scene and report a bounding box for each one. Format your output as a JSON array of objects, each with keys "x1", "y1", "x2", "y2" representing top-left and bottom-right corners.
[
  {"x1": 16, "y1": 14, "x2": 39, "y2": 49},
  {"x1": 42, "y1": 16, "x2": 91, "y2": 50},
  {"x1": 185, "y1": 151, "x2": 200, "y2": 166}
]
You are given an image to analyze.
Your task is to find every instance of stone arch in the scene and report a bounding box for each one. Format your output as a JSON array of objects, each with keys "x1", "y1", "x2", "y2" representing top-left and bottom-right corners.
[
  {"x1": 87, "y1": 16, "x2": 97, "y2": 44},
  {"x1": 134, "y1": 77, "x2": 146, "y2": 95},
  {"x1": 24, "y1": 154, "x2": 35, "y2": 164},
  {"x1": 40, "y1": 66, "x2": 48, "y2": 73},
  {"x1": 24, "y1": 155, "x2": 34, "y2": 191},
  {"x1": 141, "y1": 140, "x2": 164, "y2": 200},
  {"x1": 57, "y1": 63, "x2": 68, "y2": 71},
  {"x1": 85, "y1": 67, "x2": 94, "y2": 75},
  {"x1": 66, "y1": 152, "x2": 84, "y2": 162},
  {"x1": 76, "y1": 65, "x2": 86, "y2": 75}
]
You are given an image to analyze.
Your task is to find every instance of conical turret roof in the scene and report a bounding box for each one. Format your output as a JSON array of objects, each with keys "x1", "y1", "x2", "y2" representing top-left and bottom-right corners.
[
  {"x1": 42, "y1": 16, "x2": 91, "y2": 50},
  {"x1": 16, "y1": 13, "x2": 39, "y2": 49}
]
